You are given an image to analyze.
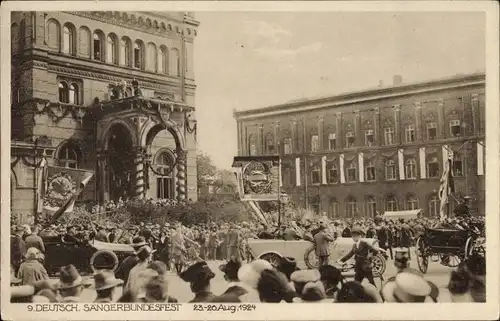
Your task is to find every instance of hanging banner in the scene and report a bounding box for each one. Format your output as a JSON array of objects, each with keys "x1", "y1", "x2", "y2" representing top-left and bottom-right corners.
[{"x1": 232, "y1": 156, "x2": 280, "y2": 201}]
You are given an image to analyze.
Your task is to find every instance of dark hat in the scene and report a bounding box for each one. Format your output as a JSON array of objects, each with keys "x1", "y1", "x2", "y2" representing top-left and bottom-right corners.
[
  {"x1": 58, "y1": 264, "x2": 83, "y2": 290},
  {"x1": 277, "y1": 257, "x2": 299, "y2": 281},
  {"x1": 219, "y1": 260, "x2": 241, "y2": 281},
  {"x1": 94, "y1": 270, "x2": 123, "y2": 291},
  {"x1": 257, "y1": 269, "x2": 296, "y2": 303},
  {"x1": 131, "y1": 236, "x2": 147, "y2": 248},
  {"x1": 179, "y1": 261, "x2": 215, "y2": 283},
  {"x1": 319, "y1": 264, "x2": 344, "y2": 287},
  {"x1": 136, "y1": 246, "x2": 156, "y2": 261},
  {"x1": 351, "y1": 226, "x2": 363, "y2": 235},
  {"x1": 14, "y1": 226, "x2": 25, "y2": 233}
]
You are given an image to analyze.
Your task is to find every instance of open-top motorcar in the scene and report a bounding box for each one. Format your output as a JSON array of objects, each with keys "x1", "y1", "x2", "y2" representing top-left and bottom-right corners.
[{"x1": 247, "y1": 236, "x2": 387, "y2": 277}]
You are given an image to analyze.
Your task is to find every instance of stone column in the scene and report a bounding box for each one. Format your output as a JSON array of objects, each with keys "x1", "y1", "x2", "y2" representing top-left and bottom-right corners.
[
  {"x1": 336, "y1": 112, "x2": 342, "y2": 149},
  {"x1": 291, "y1": 120, "x2": 297, "y2": 153},
  {"x1": 273, "y1": 122, "x2": 279, "y2": 153},
  {"x1": 394, "y1": 105, "x2": 401, "y2": 144},
  {"x1": 471, "y1": 94, "x2": 479, "y2": 135},
  {"x1": 354, "y1": 110, "x2": 361, "y2": 147},
  {"x1": 438, "y1": 99, "x2": 445, "y2": 139},
  {"x1": 373, "y1": 108, "x2": 380, "y2": 146},
  {"x1": 176, "y1": 149, "x2": 187, "y2": 201},
  {"x1": 134, "y1": 146, "x2": 146, "y2": 199},
  {"x1": 415, "y1": 102, "x2": 422, "y2": 142},
  {"x1": 318, "y1": 116, "x2": 324, "y2": 150}
]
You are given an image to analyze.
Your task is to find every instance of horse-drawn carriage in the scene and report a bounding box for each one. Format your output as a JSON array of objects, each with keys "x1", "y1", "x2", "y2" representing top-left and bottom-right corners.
[{"x1": 415, "y1": 227, "x2": 481, "y2": 273}]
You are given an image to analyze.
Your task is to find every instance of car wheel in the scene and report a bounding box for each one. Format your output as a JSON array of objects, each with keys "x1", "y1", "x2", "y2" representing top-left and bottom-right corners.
[
  {"x1": 304, "y1": 245, "x2": 318, "y2": 269},
  {"x1": 372, "y1": 253, "x2": 386, "y2": 276},
  {"x1": 259, "y1": 253, "x2": 282, "y2": 268},
  {"x1": 90, "y1": 250, "x2": 119, "y2": 273}
]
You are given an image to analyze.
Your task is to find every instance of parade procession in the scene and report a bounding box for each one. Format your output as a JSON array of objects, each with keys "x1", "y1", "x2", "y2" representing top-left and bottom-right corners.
[{"x1": 6, "y1": 7, "x2": 489, "y2": 310}]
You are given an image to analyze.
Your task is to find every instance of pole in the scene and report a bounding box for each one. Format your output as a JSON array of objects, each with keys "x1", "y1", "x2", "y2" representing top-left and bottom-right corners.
[
  {"x1": 277, "y1": 157, "x2": 281, "y2": 228},
  {"x1": 33, "y1": 139, "x2": 38, "y2": 225}
]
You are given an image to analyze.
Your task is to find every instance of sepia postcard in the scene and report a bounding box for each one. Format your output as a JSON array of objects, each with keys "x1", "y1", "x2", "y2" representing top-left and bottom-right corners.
[{"x1": 1, "y1": 1, "x2": 499, "y2": 320}]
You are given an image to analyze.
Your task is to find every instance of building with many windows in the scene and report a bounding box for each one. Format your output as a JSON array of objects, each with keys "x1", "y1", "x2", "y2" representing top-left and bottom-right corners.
[
  {"x1": 10, "y1": 11, "x2": 199, "y2": 220},
  {"x1": 234, "y1": 73, "x2": 485, "y2": 218}
]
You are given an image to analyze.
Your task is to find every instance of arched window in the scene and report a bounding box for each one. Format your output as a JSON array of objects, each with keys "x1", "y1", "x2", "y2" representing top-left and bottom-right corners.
[
  {"x1": 366, "y1": 196, "x2": 377, "y2": 217},
  {"x1": 406, "y1": 194, "x2": 419, "y2": 210},
  {"x1": 78, "y1": 26, "x2": 91, "y2": 57},
  {"x1": 120, "y1": 37, "x2": 132, "y2": 67},
  {"x1": 63, "y1": 24, "x2": 75, "y2": 55},
  {"x1": 265, "y1": 134, "x2": 274, "y2": 154},
  {"x1": 328, "y1": 198, "x2": 339, "y2": 219},
  {"x1": 346, "y1": 196, "x2": 357, "y2": 217},
  {"x1": 156, "y1": 152, "x2": 175, "y2": 199},
  {"x1": 47, "y1": 19, "x2": 61, "y2": 51},
  {"x1": 106, "y1": 34, "x2": 118, "y2": 64},
  {"x1": 346, "y1": 161, "x2": 356, "y2": 182},
  {"x1": 311, "y1": 164, "x2": 321, "y2": 185},
  {"x1": 58, "y1": 82, "x2": 69, "y2": 103},
  {"x1": 133, "y1": 40, "x2": 144, "y2": 69},
  {"x1": 170, "y1": 48, "x2": 180, "y2": 76},
  {"x1": 427, "y1": 156, "x2": 440, "y2": 178},
  {"x1": 93, "y1": 31, "x2": 105, "y2": 61},
  {"x1": 405, "y1": 158, "x2": 417, "y2": 179},
  {"x1": 384, "y1": 126, "x2": 395, "y2": 145},
  {"x1": 429, "y1": 195, "x2": 439, "y2": 217},
  {"x1": 68, "y1": 83, "x2": 79, "y2": 104},
  {"x1": 158, "y1": 46, "x2": 168, "y2": 74},
  {"x1": 327, "y1": 161, "x2": 338, "y2": 184},
  {"x1": 147, "y1": 42, "x2": 157, "y2": 72},
  {"x1": 283, "y1": 138, "x2": 292, "y2": 155},
  {"x1": 365, "y1": 159, "x2": 376, "y2": 182},
  {"x1": 57, "y1": 142, "x2": 80, "y2": 169},
  {"x1": 385, "y1": 195, "x2": 398, "y2": 212},
  {"x1": 385, "y1": 160, "x2": 397, "y2": 180}
]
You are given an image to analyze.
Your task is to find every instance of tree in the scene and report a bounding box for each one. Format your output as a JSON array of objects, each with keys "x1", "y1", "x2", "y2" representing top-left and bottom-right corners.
[{"x1": 196, "y1": 152, "x2": 217, "y2": 190}]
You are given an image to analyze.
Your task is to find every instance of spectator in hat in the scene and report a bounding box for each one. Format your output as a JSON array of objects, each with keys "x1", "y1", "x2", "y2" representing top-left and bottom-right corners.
[
  {"x1": 11, "y1": 285, "x2": 35, "y2": 303},
  {"x1": 17, "y1": 247, "x2": 49, "y2": 285},
  {"x1": 453, "y1": 196, "x2": 471, "y2": 218},
  {"x1": 290, "y1": 269, "x2": 327, "y2": 302},
  {"x1": 115, "y1": 236, "x2": 147, "y2": 284},
  {"x1": 448, "y1": 253, "x2": 485, "y2": 302},
  {"x1": 337, "y1": 281, "x2": 382, "y2": 303},
  {"x1": 337, "y1": 226, "x2": 380, "y2": 286},
  {"x1": 95, "y1": 226, "x2": 110, "y2": 242},
  {"x1": 314, "y1": 220, "x2": 334, "y2": 267},
  {"x1": 25, "y1": 225, "x2": 45, "y2": 253},
  {"x1": 318, "y1": 265, "x2": 345, "y2": 298},
  {"x1": 381, "y1": 267, "x2": 441, "y2": 302},
  {"x1": 11, "y1": 226, "x2": 26, "y2": 274},
  {"x1": 381, "y1": 270, "x2": 436, "y2": 303},
  {"x1": 57, "y1": 264, "x2": 84, "y2": 302},
  {"x1": 180, "y1": 261, "x2": 216, "y2": 302},
  {"x1": 108, "y1": 227, "x2": 118, "y2": 243},
  {"x1": 125, "y1": 245, "x2": 156, "y2": 295},
  {"x1": 215, "y1": 259, "x2": 258, "y2": 302},
  {"x1": 93, "y1": 270, "x2": 123, "y2": 303},
  {"x1": 277, "y1": 257, "x2": 300, "y2": 282}
]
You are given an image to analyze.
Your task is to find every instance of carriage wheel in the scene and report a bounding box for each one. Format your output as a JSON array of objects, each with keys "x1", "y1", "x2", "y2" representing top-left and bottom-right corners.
[
  {"x1": 260, "y1": 253, "x2": 282, "y2": 268},
  {"x1": 416, "y1": 237, "x2": 429, "y2": 274},
  {"x1": 439, "y1": 254, "x2": 462, "y2": 268}
]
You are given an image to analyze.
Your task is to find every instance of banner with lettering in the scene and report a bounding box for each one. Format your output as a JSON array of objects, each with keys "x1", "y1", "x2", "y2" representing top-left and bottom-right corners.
[{"x1": 232, "y1": 156, "x2": 280, "y2": 201}]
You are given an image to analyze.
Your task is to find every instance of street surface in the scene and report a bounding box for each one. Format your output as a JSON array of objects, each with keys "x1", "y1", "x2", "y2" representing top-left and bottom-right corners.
[{"x1": 47, "y1": 251, "x2": 455, "y2": 302}]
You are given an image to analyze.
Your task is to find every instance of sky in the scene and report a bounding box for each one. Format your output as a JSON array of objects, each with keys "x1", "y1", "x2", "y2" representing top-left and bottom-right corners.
[{"x1": 193, "y1": 11, "x2": 485, "y2": 169}]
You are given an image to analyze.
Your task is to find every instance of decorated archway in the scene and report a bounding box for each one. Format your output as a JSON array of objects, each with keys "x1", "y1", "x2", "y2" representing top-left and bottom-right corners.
[{"x1": 107, "y1": 123, "x2": 135, "y2": 201}]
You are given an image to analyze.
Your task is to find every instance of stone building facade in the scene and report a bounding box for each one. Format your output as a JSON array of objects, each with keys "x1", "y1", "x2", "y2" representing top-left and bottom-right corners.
[
  {"x1": 234, "y1": 74, "x2": 485, "y2": 218},
  {"x1": 10, "y1": 11, "x2": 199, "y2": 219}
]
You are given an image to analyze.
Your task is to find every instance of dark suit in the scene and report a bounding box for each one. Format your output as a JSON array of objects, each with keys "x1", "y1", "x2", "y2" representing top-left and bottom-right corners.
[
  {"x1": 115, "y1": 254, "x2": 139, "y2": 285},
  {"x1": 189, "y1": 291, "x2": 217, "y2": 303},
  {"x1": 340, "y1": 240, "x2": 377, "y2": 285},
  {"x1": 314, "y1": 229, "x2": 334, "y2": 266}
]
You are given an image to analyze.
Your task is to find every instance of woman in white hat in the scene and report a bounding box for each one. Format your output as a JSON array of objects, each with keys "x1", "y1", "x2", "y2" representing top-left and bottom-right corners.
[{"x1": 17, "y1": 247, "x2": 49, "y2": 285}]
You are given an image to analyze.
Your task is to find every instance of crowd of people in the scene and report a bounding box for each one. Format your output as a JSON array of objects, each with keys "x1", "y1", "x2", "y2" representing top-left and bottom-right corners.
[{"x1": 10, "y1": 203, "x2": 486, "y2": 304}]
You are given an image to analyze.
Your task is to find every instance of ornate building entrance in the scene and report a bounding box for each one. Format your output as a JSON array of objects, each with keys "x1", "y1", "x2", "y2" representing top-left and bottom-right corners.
[{"x1": 95, "y1": 82, "x2": 195, "y2": 203}]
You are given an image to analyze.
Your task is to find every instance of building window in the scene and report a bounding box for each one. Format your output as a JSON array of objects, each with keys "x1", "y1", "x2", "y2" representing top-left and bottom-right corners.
[
  {"x1": 452, "y1": 157, "x2": 463, "y2": 177},
  {"x1": 57, "y1": 142, "x2": 80, "y2": 169},
  {"x1": 158, "y1": 46, "x2": 168, "y2": 74},
  {"x1": 62, "y1": 24, "x2": 75, "y2": 55},
  {"x1": 283, "y1": 168, "x2": 292, "y2": 187},
  {"x1": 406, "y1": 194, "x2": 419, "y2": 210},
  {"x1": 120, "y1": 37, "x2": 131, "y2": 67},
  {"x1": 134, "y1": 41, "x2": 144, "y2": 69},
  {"x1": 328, "y1": 133, "x2": 336, "y2": 150},
  {"x1": 427, "y1": 122, "x2": 437, "y2": 140},
  {"x1": 427, "y1": 157, "x2": 440, "y2": 178},
  {"x1": 68, "y1": 83, "x2": 79, "y2": 104},
  {"x1": 47, "y1": 19, "x2": 61, "y2": 51},
  {"x1": 170, "y1": 48, "x2": 180, "y2": 76},
  {"x1": 365, "y1": 129, "x2": 374, "y2": 146},
  {"x1": 283, "y1": 138, "x2": 292, "y2": 155},
  {"x1": 58, "y1": 82, "x2": 69, "y2": 103},
  {"x1": 365, "y1": 160, "x2": 376, "y2": 181},
  {"x1": 346, "y1": 162, "x2": 356, "y2": 182},
  {"x1": 385, "y1": 160, "x2": 397, "y2": 180},
  {"x1": 385, "y1": 195, "x2": 398, "y2": 211},
  {"x1": 450, "y1": 119, "x2": 461, "y2": 137},
  {"x1": 405, "y1": 124, "x2": 415, "y2": 143},
  {"x1": 405, "y1": 158, "x2": 417, "y2": 179},
  {"x1": 346, "y1": 197, "x2": 357, "y2": 217},
  {"x1": 366, "y1": 196, "x2": 377, "y2": 217},
  {"x1": 249, "y1": 136, "x2": 257, "y2": 156},
  {"x1": 93, "y1": 31, "x2": 104, "y2": 61},
  {"x1": 78, "y1": 26, "x2": 91, "y2": 58},
  {"x1": 329, "y1": 199, "x2": 339, "y2": 219},
  {"x1": 106, "y1": 34, "x2": 118, "y2": 64},
  {"x1": 327, "y1": 162, "x2": 338, "y2": 184},
  {"x1": 147, "y1": 42, "x2": 157, "y2": 72},
  {"x1": 311, "y1": 165, "x2": 321, "y2": 184},
  {"x1": 266, "y1": 135, "x2": 274, "y2": 154},
  {"x1": 345, "y1": 131, "x2": 355, "y2": 148},
  {"x1": 384, "y1": 127, "x2": 395, "y2": 145},
  {"x1": 429, "y1": 195, "x2": 439, "y2": 217},
  {"x1": 156, "y1": 152, "x2": 175, "y2": 200},
  {"x1": 311, "y1": 135, "x2": 319, "y2": 152}
]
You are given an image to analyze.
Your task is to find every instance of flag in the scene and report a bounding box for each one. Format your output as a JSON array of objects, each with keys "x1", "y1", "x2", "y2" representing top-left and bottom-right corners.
[
  {"x1": 36, "y1": 157, "x2": 48, "y2": 213},
  {"x1": 438, "y1": 149, "x2": 455, "y2": 220},
  {"x1": 41, "y1": 166, "x2": 94, "y2": 223}
]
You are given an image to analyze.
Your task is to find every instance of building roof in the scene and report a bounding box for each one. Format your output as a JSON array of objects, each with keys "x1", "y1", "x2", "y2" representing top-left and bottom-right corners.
[{"x1": 233, "y1": 72, "x2": 485, "y2": 120}]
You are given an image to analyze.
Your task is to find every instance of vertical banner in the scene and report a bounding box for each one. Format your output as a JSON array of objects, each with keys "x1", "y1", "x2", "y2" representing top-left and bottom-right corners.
[
  {"x1": 295, "y1": 157, "x2": 301, "y2": 186},
  {"x1": 438, "y1": 149, "x2": 454, "y2": 221},
  {"x1": 477, "y1": 141, "x2": 484, "y2": 175},
  {"x1": 419, "y1": 147, "x2": 426, "y2": 179},
  {"x1": 321, "y1": 156, "x2": 327, "y2": 184},
  {"x1": 441, "y1": 145, "x2": 449, "y2": 170},
  {"x1": 232, "y1": 156, "x2": 280, "y2": 201},
  {"x1": 279, "y1": 160, "x2": 283, "y2": 188},
  {"x1": 36, "y1": 157, "x2": 48, "y2": 213},
  {"x1": 340, "y1": 154, "x2": 346, "y2": 184},
  {"x1": 398, "y1": 149, "x2": 405, "y2": 180},
  {"x1": 358, "y1": 152, "x2": 364, "y2": 182}
]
